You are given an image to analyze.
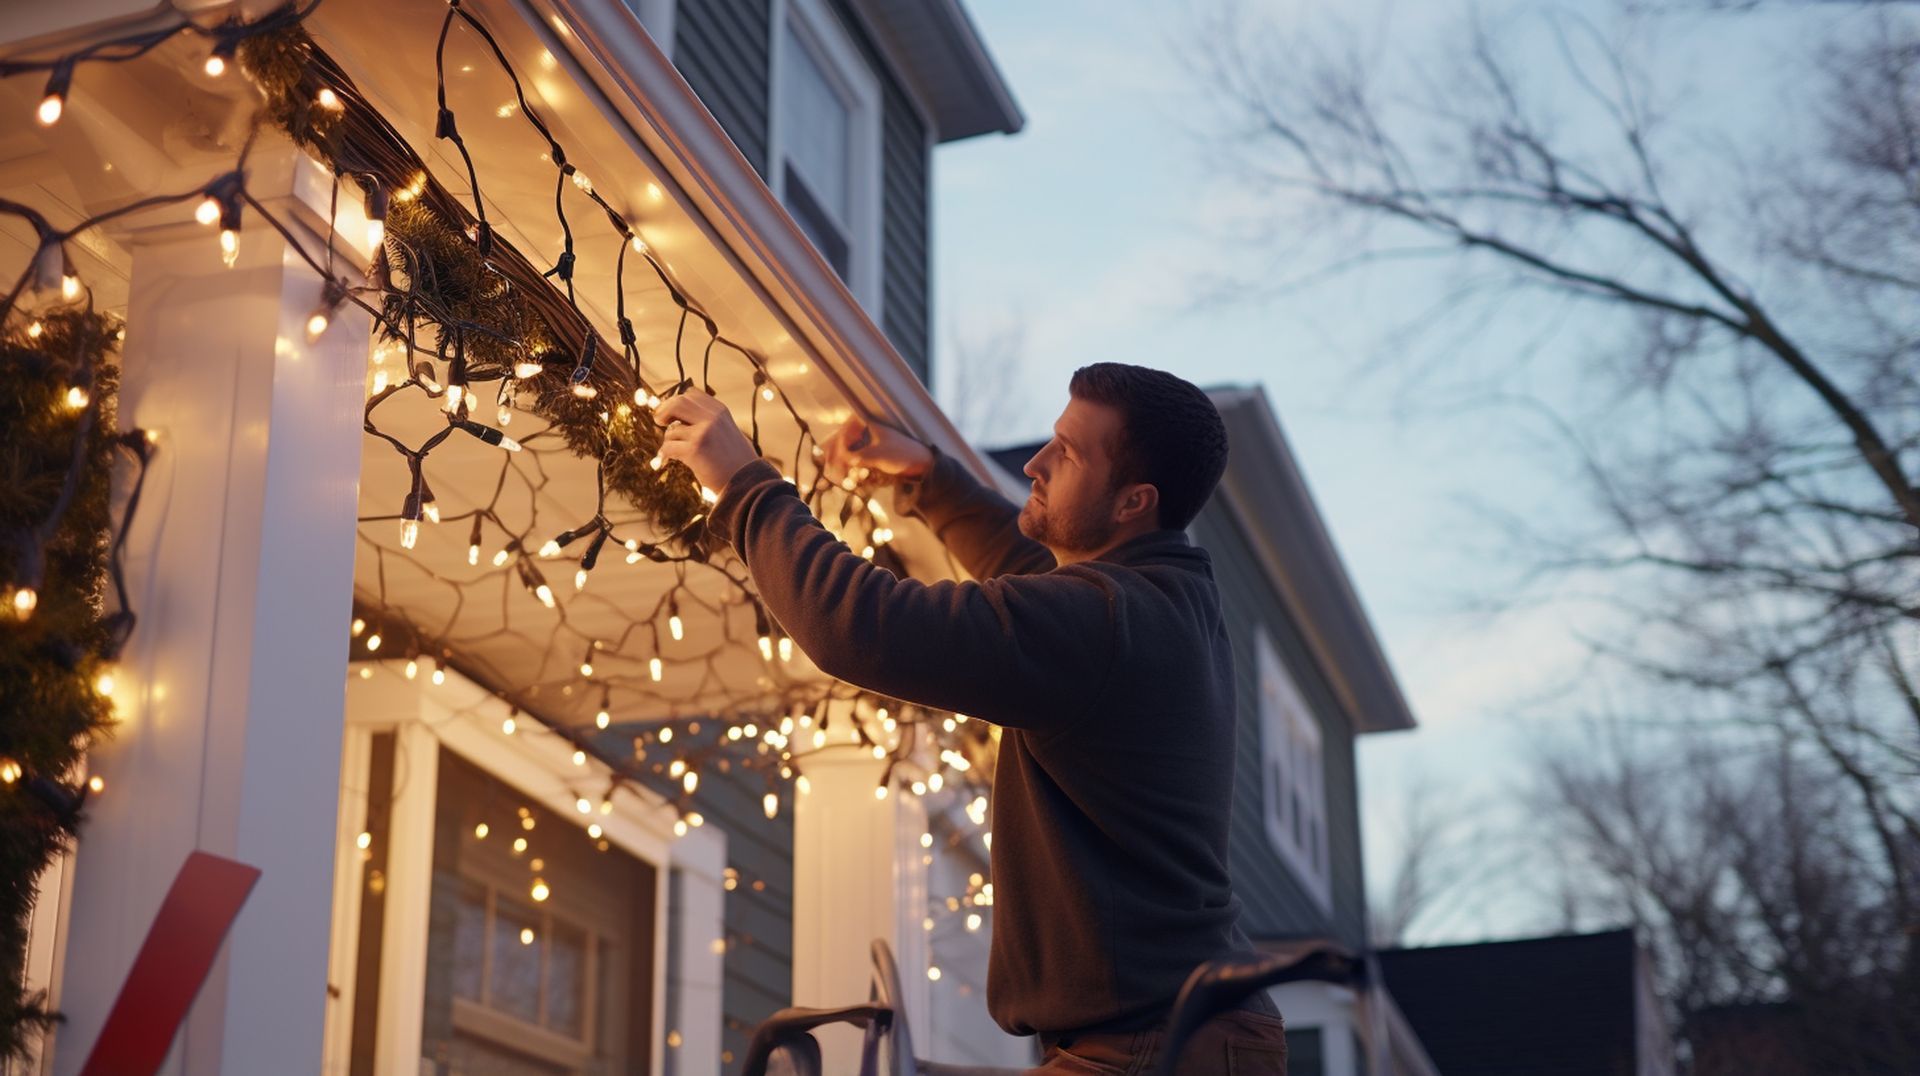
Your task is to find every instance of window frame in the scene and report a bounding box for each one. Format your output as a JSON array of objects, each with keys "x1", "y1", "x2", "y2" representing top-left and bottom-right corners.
[
  {"x1": 1255, "y1": 627, "x2": 1333, "y2": 912},
  {"x1": 766, "y1": 0, "x2": 885, "y2": 316}
]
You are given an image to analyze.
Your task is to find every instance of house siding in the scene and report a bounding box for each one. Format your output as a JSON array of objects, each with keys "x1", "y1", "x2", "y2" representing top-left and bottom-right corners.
[
  {"x1": 673, "y1": 0, "x2": 932, "y2": 382},
  {"x1": 1189, "y1": 506, "x2": 1371, "y2": 951},
  {"x1": 673, "y1": 0, "x2": 773, "y2": 175}
]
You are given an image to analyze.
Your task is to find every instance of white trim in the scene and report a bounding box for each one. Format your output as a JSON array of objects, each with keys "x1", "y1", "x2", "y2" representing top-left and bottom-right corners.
[
  {"x1": 330, "y1": 663, "x2": 725, "y2": 1073},
  {"x1": 320, "y1": 724, "x2": 373, "y2": 1075},
  {"x1": 768, "y1": 0, "x2": 886, "y2": 318},
  {"x1": 1255, "y1": 627, "x2": 1333, "y2": 913},
  {"x1": 626, "y1": 0, "x2": 676, "y2": 59}
]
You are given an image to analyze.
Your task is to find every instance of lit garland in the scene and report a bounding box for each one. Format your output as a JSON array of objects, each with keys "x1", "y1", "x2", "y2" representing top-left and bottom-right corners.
[{"x1": 0, "y1": 308, "x2": 153, "y2": 1058}]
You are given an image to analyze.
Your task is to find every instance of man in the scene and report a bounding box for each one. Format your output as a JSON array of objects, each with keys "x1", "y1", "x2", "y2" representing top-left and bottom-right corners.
[{"x1": 657, "y1": 363, "x2": 1287, "y2": 1074}]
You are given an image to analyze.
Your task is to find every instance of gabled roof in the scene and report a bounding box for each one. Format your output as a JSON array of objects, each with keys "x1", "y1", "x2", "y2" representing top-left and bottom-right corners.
[
  {"x1": 844, "y1": 0, "x2": 1024, "y2": 142},
  {"x1": 984, "y1": 386, "x2": 1416, "y2": 734},
  {"x1": 1376, "y1": 930, "x2": 1645, "y2": 1076}
]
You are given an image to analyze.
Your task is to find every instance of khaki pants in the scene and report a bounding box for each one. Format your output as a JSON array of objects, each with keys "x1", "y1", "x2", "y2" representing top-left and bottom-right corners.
[{"x1": 1029, "y1": 1010, "x2": 1288, "y2": 1075}]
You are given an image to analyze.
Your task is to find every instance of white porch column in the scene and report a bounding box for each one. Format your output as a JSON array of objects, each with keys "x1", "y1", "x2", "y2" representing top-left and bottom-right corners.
[
  {"x1": 791, "y1": 709, "x2": 930, "y2": 1060},
  {"x1": 49, "y1": 138, "x2": 371, "y2": 1075}
]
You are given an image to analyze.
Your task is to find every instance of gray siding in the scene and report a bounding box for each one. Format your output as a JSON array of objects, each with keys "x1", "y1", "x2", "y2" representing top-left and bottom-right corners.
[
  {"x1": 674, "y1": 0, "x2": 773, "y2": 174},
  {"x1": 673, "y1": 0, "x2": 933, "y2": 382},
  {"x1": 1189, "y1": 506, "x2": 1371, "y2": 951}
]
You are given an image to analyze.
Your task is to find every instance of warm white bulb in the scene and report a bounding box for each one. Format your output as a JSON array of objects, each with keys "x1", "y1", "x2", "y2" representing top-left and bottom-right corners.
[
  {"x1": 779, "y1": 637, "x2": 793, "y2": 663},
  {"x1": 492, "y1": 549, "x2": 511, "y2": 567},
  {"x1": 535, "y1": 583, "x2": 555, "y2": 608},
  {"x1": 682, "y1": 771, "x2": 698, "y2": 794},
  {"x1": 370, "y1": 368, "x2": 389, "y2": 394},
  {"x1": 758, "y1": 636, "x2": 773, "y2": 662},
  {"x1": 95, "y1": 672, "x2": 115, "y2": 696},
  {"x1": 587, "y1": 823, "x2": 603, "y2": 839},
  {"x1": 468, "y1": 544, "x2": 480, "y2": 566},
  {"x1": 38, "y1": 94, "x2": 63, "y2": 126},
  {"x1": 668, "y1": 614, "x2": 684, "y2": 641},
  {"x1": 576, "y1": 797, "x2": 592, "y2": 814},
  {"x1": 444, "y1": 384, "x2": 464, "y2": 412},
  {"x1": 61, "y1": 274, "x2": 80, "y2": 301},
  {"x1": 649, "y1": 657, "x2": 663, "y2": 682},
  {"x1": 595, "y1": 709, "x2": 610, "y2": 729},
  {"x1": 572, "y1": 750, "x2": 586, "y2": 766},
  {"x1": 514, "y1": 360, "x2": 543, "y2": 379},
  {"x1": 580, "y1": 660, "x2": 593, "y2": 678},
  {"x1": 761, "y1": 386, "x2": 775, "y2": 402},
  {"x1": 65, "y1": 386, "x2": 89, "y2": 410},
  {"x1": 220, "y1": 229, "x2": 238, "y2": 267},
  {"x1": 575, "y1": 569, "x2": 589, "y2": 591},
  {"x1": 399, "y1": 518, "x2": 418, "y2": 549},
  {"x1": 520, "y1": 927, "x2": 535, "y2": 945},
  {"x1": 499, "y1": 434, "x2": 522, "y2": 452},
  {"x1": 657, "y1": 727, "x2": 673, "y2": 744},
  {"x1": 631, "y1": 235, "x2": 647, "y2": 253},
  {"x1": 673, "y1": 819, "x2": 688, "y2": 837},
  {"x1": 421, "y1": 500, "x2": 439, "y2": 524},
  {"x1": 196, "y1": 196, "x2": 221, "y2": 225},
  {"x1": 875, "y1": 784, "x2": 890, "y2": 800},
  {"x1": 306, "y1": 312, "x2": 330, "y2": 340},
  {"x1": 539, "y1": 540, "x2": 562, "y2": 558},
  {"x1": 431, "y1": 668, "x2": 446, "y2": 685},
  {"x1": 502, "y1": 717, "x2": 517, "y2": 735},
  {"x1": 366, "y1": 219, "x2": 384, "y2": 249},
  {"x1": 764, "y1": 793, "x2": 779, "y2": 819},
  {"x1": 571, "y1": 382, "x2": 597, "y2": 400},
  {"x1": 474, "y1": 822, "x2": 489, "y2": 838},
  {"x1": 316, "y1": 87, "x2": 342, "y2": 110},
  {"x1": 204, "y1": 54, "x2": 227, "y2": 77}
]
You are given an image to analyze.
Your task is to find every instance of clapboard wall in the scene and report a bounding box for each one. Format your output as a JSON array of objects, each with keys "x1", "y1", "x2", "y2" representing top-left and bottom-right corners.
[
  {"x1": 1188, "y1": 506, "x2": 1372, "y2": 952},
  {"x1": 672, "y1": 0, "x2": 932, "y2": 382}
]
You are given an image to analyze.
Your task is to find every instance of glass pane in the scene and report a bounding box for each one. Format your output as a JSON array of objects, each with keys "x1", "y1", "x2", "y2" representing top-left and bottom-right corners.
[
  {"x1": 490, "y1": 897, "x2": 543, "y2": 1025},
  {"x1": 547, "y1": 920, "x2": 588, "y2": 1038},
  {"x1": 779, "y1": 20, "x2": 851, "y2": 223},
  {"x1": 1286, "y1": 1027, "x2": 1325, "y2": 1076},
  {"x1": 453, "y1": 878, "x2": 487, "y2": 1002},
  {"x1": 784, "y1": 166, "x2": 851, "y2": 278}
]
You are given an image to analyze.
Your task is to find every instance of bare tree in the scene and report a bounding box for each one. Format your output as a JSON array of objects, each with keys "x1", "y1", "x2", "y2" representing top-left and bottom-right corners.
[
  {"x1": 936, "y1": 317, "x2": 1032, "y2": 445},
  {"x1": 1189, "y1": 0, "x2": 1918, "y2": 1066}
]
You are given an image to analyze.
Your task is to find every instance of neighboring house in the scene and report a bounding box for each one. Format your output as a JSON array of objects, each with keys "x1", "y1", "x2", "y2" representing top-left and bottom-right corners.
[
  {"x1": 987, "y1": 385, "x2": 1439, "y2": 1076},
  {"x1": 7, "y1": 0, "x2": 1024, "y2": 1073},
  {"x1": 1377, "y1": 928, "x2": 1678, "y2": 1076}
]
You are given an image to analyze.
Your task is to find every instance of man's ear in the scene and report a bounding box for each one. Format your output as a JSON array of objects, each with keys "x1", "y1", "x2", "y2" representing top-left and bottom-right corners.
[{"x1": 1114, "y1": 483, "x2": 1159, "y2": 526}]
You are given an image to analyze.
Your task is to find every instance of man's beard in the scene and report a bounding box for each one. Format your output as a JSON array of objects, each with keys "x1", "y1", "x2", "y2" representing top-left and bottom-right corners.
[{"x1": 1018, "y1": 493, "x2": 1113, "y2": 556}]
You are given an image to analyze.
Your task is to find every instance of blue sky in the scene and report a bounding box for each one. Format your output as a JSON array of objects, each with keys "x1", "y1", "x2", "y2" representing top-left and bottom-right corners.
[{"x1": 928, "y1": 0, "x2": 1836, "y2": 941}]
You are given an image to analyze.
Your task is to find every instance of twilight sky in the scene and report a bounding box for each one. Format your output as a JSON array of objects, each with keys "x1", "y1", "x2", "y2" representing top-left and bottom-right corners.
[{"x1": 928, "y1": 0, "x2": 1835, "y2": 941}]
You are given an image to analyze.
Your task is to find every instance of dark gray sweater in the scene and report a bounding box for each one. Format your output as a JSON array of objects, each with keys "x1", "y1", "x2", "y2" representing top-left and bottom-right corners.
[{"x1": 711, "y1": 452, "x2": 1260, "y2": 1036}]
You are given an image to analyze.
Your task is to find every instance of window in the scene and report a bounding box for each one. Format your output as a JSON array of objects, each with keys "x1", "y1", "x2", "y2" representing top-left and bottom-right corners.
[
  {"x1": 769, "y1": 0, "x2": 882, "y2": 313},
  {"x1": 420, "y1": 749, "x2": 656, "y2": 1075},
  {"x1": 1285, "y1": 1026, "x2": 1325, "y2": 1076},
  {"x1": 1256, "y1": 627, "x2": 1331, "y2": 910}
]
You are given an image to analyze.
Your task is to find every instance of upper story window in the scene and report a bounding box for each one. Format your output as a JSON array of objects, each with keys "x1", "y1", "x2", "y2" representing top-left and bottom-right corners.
[
  {"x1": 770, "y1": 0, "x2": 883, "y2": 314},
  {"x1": 1256, "y1": 627, "x2": 1331, "y2": 911}
]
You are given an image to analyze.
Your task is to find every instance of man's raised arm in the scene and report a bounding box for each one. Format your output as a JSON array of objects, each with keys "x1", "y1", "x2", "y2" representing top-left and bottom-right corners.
[{"x1": 825, "y1": 418, "x2": 1055, "y2": 581}]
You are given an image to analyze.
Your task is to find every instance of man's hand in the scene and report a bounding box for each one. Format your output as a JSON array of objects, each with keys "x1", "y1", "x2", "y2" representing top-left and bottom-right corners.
[
  {"x1": 655, "y1": 392, "x2": 762, "y2": 493},
  {"x1": 823, "y1": 416, "x2": 933, "y2": 486}
]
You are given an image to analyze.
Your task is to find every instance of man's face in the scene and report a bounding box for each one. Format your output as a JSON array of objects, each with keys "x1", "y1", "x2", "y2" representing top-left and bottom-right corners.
[{"x1": 1018, "y1": 397, "x2": 1135, "y2": 555}]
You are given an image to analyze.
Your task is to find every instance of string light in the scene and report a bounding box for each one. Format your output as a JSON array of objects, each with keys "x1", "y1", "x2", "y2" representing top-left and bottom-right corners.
[{"x1": 38, "y1": 65, "x2": 70, "y2": 126}]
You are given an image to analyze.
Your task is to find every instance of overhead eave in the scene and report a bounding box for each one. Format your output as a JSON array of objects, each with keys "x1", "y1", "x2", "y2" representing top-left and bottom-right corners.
[
  {"x1": 1209, "y1": 386, "x2": 1418, "y2": 735},
  {"x1": 845, "y1": 0, "x2": 1024, "y2": 142}
]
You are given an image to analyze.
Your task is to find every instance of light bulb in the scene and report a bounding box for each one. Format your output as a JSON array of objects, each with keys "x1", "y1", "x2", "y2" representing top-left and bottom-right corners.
[
  {"x1": 405, "y1": 659, "x2": 418, "y2": 680},
  {"x1": 571, "y1": 382, "x2": 597, "y2": 400},
  {"x1": 204, "y1": 54, "x2": 227, "y2": 77},
  {"x1": 778, "y1": 637, "x2": 793, "y2": 663},
  {"x1": 498, "y1": 405, "x2": 512, "y2": 426},
  {"x1": 967, "y1": 913, "x2": 982, "y2": 932},
  {"x1": 871, "y1": 744, "x2": 885, "y2": 759},
  {"x1": 500, "y1": 434, "x2": 522, "y2": 452},
  {"x1": 306, "y1": 311, "x2": 330, "y2": 341},
  {"x1": 758, "y1": 635, "x2": 773, "y2": 662},
  {"x1": 38, "y1": 94, "x2": 63, "y2": 126},
  {"x1": 95, "y1": 671, "x2": 115, "y2": 696},
  {"x1": 88, "y1": 775, "x2": 105, "y2": 794},
  {"x1": 520, "y1": 927, "x2": 535, "y2": 945},
  {"x1": 365, "y1": 632, "x2": 382, "y2": 652},
  {"x1": 928, "y1": 773, "x2": 944, "y2": 792},
  {"x1": 27, "y1": 321, "x2": 43, "y2": 339},
  {"x1": 572, "y1": 750, "x2": 586, "y2": 766},
  {"x1": 65, "y1": 386, "x2": 89, "y2": 410},
  {"x1": 399, "y1": 518, "x2": 418, "y2": 549},
  {"x1": 492, "y1": 549, "x2": 511, "y2": 567},
  {"x1": 673, "y1": 819, "x2": 688, "y2": 837},
  {"x1": 596, "y1": 709, "x2": 610, "y2": 729},
  {"x1": 657, "y1": 727, "x2": 673, "y2": 744},
  {"x1": 370, "y1": 368, "x2": 389, "y2": 393},
  {"x1": 432, "y1": 668, "x2": 446, "y2": 685},
  {"x1": 220, "y1": 228, "x2": 238, "y2": 267},
  {"x1": 587, "y1": 823, "x2": 602, "y2": 838},
  {"x1": 631, "y1": 235, "x2": 647, "y2": 253},
  {"x1": 468, "y1": 543, "x2": 480, "y2": 566},
  {"x1": 649, "y1": 657, "x2": 662, "y2": 682},
  {"x1": 668, "y1": 614, "x2": 684, "y2": 641},
  {"x1": 421, "y1": 500, "x2": 439, "y2": 524},
  {"x1": 669, "y1": 759, "x2": 686, "y2": 778},
  {"x1": 920, "y1": 832, "x2": 933, "y2": 849},
  {"x1": 351, "y1": 618, "x2": 366, "y2": 636},
  {"x1": 687, "y1": 811, "x2": 704, "y2": 828},
  {"x1": 196, "y1": 196, "x2": 221, "y2": 225},
  {"x1": 575, "y1": 569, "x2": 588, "y2": 591},
  {"x1": 61, "y1": 274, "x2": 80, "y2": 301},
  {"x1": 534, "y1": 584, "x2": 555, "y2": 608},
  {"x1": 580, "y1": 660, "x2": 594, "y2": 678},
  {"x1": 514, "y1": 360, "x2": 543, "y2": 379},
  {"x1": 797, "y1": 775, "x2": 811, "y2": 796},
  {"x1": 475, "y1": 822, "x2": 489, "y2": 838},
  {"x1": 875, "y1": 784, "x2": 890, "y2": 800},
  {"x1": 599, "y1": 797, "x2": 613, "y2": 815},
  {"x1": 761, "y1": 386, "x2": 775, "y2": 402},
  {"x1": 316, "y1": 87, "x2": 342, "y2": 110},
  {"x1": 366, "y1": 219, "x2": 384, "y2": 249},
  {"x1": 539, "y1": 539, "x2": 562, "y2": 558},
  {"x1": 570, "y1": 170, "x2": 593, "y2": 193},
  {"x1": 502, "y1": 717, "x2": 517, "y2": 734},
  {"x1": 575, "y1": 797, "x2": 592, "y2": 814}
]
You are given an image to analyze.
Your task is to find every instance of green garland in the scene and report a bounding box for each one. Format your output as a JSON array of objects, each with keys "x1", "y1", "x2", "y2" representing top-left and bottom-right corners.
[{"x1": 0, "y1": 309, "x2": 122, "y2": 1059}]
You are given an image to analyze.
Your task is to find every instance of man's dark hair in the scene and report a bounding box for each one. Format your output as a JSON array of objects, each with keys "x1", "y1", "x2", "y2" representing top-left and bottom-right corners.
[{"x1": 1068, "y1": 363, "x2": 1229, "y2": 530}]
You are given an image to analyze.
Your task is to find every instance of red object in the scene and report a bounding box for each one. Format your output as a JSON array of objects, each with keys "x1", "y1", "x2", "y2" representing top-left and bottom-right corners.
[{"x1": 78, "y1": 850, "x2": 261, "y2": 1076}]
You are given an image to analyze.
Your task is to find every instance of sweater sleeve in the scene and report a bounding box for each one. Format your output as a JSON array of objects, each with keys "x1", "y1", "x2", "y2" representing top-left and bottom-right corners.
[
  {"x1": 893, "y1": 448, "x2": 1057, "y2": 580},
  {"x1": 710, "y1": 460, "x2": 1115, "y2": 729}
]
